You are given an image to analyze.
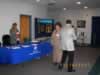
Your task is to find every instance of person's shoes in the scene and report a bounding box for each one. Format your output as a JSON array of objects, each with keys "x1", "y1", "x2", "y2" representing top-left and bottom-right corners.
[
  {"x1": 58, "y1": 64, "x2": 63, "y2": 70},
  {"x1": 68, "y1": 69, "x2": 75, "y2": 72}
]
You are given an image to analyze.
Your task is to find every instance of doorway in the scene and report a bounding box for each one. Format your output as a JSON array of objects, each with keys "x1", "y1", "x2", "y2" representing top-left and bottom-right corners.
[
  {"x1": 91, "y1": 16, "x2": 100, "y2": 47},
  {"x1": 20, "y1": 15, "x2": 32, "y2": 43}
]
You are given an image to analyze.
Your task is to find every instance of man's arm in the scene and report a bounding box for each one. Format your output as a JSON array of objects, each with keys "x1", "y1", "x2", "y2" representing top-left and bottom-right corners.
[{"x1": 72, "y1": 29, "x2": 77, "y2": 40}]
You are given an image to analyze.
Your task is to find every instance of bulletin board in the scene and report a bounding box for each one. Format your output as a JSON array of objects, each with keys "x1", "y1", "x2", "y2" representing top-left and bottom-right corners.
[
  {"x1": 35, "y1": 18, "x2": 54, "y2": 38},
  {"x1": 77, "y1": 20, "x2": 86, "y2": 28}
]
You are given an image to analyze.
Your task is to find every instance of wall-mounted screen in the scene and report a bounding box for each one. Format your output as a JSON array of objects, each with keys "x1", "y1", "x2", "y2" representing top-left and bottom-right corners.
[{"x1": 35, "y1": 18, "x2": 54, "y2": 38}]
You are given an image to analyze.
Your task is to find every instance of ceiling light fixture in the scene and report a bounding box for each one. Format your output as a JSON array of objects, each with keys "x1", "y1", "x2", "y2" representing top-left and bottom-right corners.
[
  {"x1": 76, "y1": 1, "x2": 81, "y2": 5},
  {"x1": 36, "y1": 0, "x2": 40, "y2": 2},
  {"x1": 63, "y1": 8, "x2": 67, "y2": 10},
  {"x1": 84, "y1": 6, "x2": 88, "y2": 9}
]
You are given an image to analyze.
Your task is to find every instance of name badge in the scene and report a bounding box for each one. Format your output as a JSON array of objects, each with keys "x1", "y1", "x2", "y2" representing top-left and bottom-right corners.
[{"x1": 56, "y1": 33, "x2": 60, "y2": 37}]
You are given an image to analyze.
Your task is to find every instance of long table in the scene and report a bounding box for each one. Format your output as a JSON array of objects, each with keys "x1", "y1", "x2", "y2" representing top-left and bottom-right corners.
[{"x1": 0, "y1": 41, "x2": 53, "y2": 64}]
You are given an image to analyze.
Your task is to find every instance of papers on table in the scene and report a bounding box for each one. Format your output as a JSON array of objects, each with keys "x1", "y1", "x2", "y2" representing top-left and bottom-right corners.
[
  {"x1": 5, "y1": 46, "x2": 21, "y2": 50},
  {"x1": 6, "y1": 47, "x2": 11, "y2": 49},
  {"x1": 32, "y1": 44, "x2": 38, "y2": 46},
  {"x1": 5, "y1": 44, "x2": 39, "y2": 50},
  {"x1": 22, "y1": 45, "x2": 30, "y2": 48},
  {"x1": 32, "y1": 40, "x2": 39, "y2": 43},
  {"x1": 11, "y1": 46, "x2": 21, "y2": 49}
]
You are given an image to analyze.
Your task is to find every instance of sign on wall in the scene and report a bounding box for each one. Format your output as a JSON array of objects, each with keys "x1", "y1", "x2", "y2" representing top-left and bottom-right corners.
[{"x1": 77, "y1": 20, "x2": 86, "y2": 28}]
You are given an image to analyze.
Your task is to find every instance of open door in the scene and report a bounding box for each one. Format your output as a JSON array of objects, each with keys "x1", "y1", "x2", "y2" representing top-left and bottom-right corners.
[{"x1": 20, "y1": 15, "x2": 31, "y2": 43}]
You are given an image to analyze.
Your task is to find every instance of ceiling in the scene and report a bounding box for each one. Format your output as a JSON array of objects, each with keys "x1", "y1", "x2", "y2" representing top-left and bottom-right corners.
[
  {"x1": 32, "y1": 0, "x2": 100, "y2": 10},
  {"x1": 1, "y1": 0, "x2": 100, "y2": 10}
]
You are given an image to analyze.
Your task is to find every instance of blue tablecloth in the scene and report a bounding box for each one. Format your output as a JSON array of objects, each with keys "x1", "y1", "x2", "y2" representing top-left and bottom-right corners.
[{"x1": 0, "y1": 41, "x2": 53, "y2": 64}]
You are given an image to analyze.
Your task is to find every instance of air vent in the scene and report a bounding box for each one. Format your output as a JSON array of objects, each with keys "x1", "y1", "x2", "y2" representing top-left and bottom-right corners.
[
  {"x1": 48, "y1": 2, "x2": 56, "y2": 6},
  {"x1": 48, "y1": 0, "x2": 56, "y2": 6}
]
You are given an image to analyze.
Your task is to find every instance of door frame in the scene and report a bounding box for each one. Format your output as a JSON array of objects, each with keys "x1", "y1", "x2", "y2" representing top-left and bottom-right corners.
[
  {"x1": 91, "y1": 16, "x2": 100, "y2": 46},
  {"x1": 20, "y1": 14, "x2": 32, "y2": 41}
]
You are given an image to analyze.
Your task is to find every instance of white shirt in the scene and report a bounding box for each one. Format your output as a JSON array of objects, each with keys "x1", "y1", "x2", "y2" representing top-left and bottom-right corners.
[{"x1": 60, "y1": 25, "x2": 77, "y2": 51}]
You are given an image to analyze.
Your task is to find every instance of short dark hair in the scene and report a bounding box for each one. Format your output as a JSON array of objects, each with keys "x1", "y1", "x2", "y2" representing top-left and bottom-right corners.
[
  {"x1": 55, "y1": 22, "x2": 62, "y2": 28},
  {"x1": 66, "y1": 20, "x2": 72, "y2": 24},
  {"x1": 13, "y1": 23, "x2": 17, "y2": 26}
]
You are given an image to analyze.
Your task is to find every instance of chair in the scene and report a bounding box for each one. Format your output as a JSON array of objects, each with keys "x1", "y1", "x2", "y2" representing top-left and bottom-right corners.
[{"x1": 2, "y1": 34, "x2": 11, "y2": 47}]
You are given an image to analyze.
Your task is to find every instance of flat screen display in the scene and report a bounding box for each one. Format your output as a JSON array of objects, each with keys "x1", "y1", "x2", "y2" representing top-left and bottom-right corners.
[{"x1": 35, "y1": 18, "x2": 54, "y2": 38}]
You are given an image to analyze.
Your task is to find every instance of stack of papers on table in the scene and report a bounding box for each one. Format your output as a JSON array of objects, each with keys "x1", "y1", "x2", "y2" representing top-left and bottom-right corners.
[{"x1": 22, "y1": 45, "x2": 30, "y2": 48}]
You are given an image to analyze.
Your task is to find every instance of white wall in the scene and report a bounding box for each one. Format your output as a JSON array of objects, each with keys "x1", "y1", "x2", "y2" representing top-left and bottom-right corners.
[
  {"x1": 48, "y1": 8, "x2": 100, "y2": 44},
  {"x1": 0, "y1": 1, "x2": 47, "y2": 42}
]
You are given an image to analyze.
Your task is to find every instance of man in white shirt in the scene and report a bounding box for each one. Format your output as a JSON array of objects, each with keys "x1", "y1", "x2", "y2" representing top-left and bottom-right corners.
[{"x1": 58, "y1": 20, "x2": 77, "y2": 72}]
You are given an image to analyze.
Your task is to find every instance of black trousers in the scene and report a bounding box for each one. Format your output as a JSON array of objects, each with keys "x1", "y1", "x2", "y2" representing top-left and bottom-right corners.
[{"x1": 61, "y1": 50, "x2": 74, "y2": 71}]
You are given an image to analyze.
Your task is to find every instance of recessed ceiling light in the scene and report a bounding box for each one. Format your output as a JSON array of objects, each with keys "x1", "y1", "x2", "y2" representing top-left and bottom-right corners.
[
  {"x1": 36, "y1": 0, "x2": 40, "y2": 2},
  {"x1": 63, "y1": 8, "x2": 67, "y2": 10},
  {"x1": 84, "y1": 6, "x2": 88, "y2": 9},
  {"x1": 76, "y1": 1, "x2": 81, "y2": 5}
]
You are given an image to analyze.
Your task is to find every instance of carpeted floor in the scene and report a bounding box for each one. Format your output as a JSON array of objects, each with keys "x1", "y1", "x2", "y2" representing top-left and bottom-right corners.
[
  {"x1": 88, "y1": 56, "x2": 100, "y2": 75},
  {"x1": 0, "y1": 47, "x2": 100, "y2": 75}
]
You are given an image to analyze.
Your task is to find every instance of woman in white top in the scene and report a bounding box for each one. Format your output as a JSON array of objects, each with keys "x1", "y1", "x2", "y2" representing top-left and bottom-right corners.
[
  {"x1": 51, "y1": 22, "x2": 62, "y2": 66},
  {"x1": 58, "y1": 20, "x2": 77, "y2": 72}
]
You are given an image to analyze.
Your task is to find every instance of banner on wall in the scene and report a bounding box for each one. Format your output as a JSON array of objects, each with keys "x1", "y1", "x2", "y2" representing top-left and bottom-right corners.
[{"x1": 35, "y1": 18, "x2": 54, "y2": 38}]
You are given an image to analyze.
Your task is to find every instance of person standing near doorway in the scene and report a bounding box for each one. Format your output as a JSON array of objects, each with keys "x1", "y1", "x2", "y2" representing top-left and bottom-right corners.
[
  {"x1": 59, "y1": 20, "x2": 77, "y2": 72},
  {"x1": 10, "y1": 23, "x2": 19, "y2": 45},
  {"x1": 51, "y1": 22, "x2": 62, "y2": 66}
]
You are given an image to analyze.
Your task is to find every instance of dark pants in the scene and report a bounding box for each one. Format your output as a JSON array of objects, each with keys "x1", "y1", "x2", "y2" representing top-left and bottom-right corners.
[{"x1": 60, "y1": 50, "x2": 74, "y2": 71}]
